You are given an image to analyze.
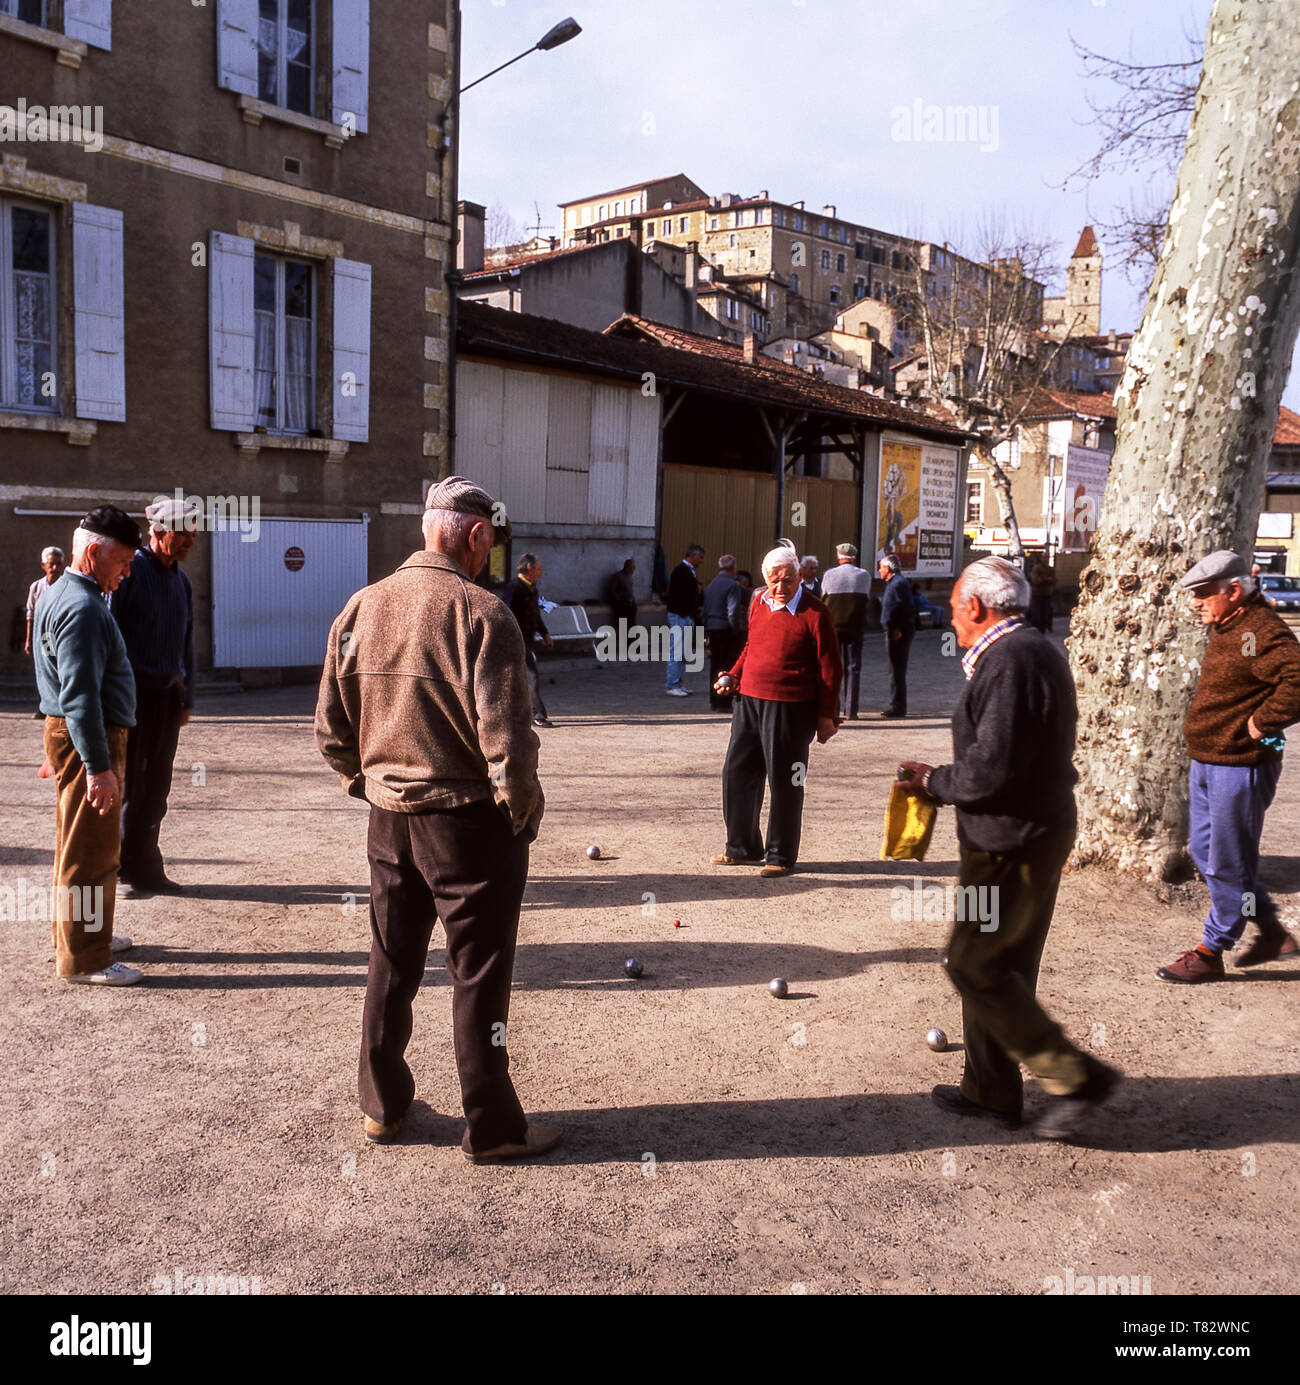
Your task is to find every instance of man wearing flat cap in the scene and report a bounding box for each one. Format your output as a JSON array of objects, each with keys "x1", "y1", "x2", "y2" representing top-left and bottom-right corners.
[
  {"x1": 34, "y1": 506, "x2": 142, "y2": 986},
  {"x1": 316, "y1": 476, "x2": 561, "y2": 1162},
  {"x1": 820, "y1": 543, "x2": 872, "y2": 720},
  {"x1": 109, "y1": 494, "x2": 199, "y2": 897},
  {"x1": 1158, "y1": 550, "x2": 1300, "y2": 982}
]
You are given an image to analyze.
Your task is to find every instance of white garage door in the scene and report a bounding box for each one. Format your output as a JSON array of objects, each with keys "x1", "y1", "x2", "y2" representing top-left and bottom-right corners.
[{"x1": 212, "y1": 518, "x2": 369, "y2": 668}]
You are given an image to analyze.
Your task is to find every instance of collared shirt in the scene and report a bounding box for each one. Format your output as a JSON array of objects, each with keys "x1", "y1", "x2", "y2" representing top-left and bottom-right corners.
[
  {"x1": 761, "y1": 584, "x2": 803, "y2": 615},
  {"x1": 26, "y1": 575, "x2": 57, "y2": 620},
  {"x1": 961, "y1": 615, "x2": 1027, "y2": 680}
]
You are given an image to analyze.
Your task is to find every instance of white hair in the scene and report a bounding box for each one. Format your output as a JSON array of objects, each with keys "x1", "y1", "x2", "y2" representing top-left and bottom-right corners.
[
  {"x1": 761, "y1": 540, "x2": 800, "y2": 579},
  {"x1": 71, "y1": 528, "x2": 97, "y2": 563},
  {"x1": 960, "y1": 556, "x2": 1030, "y2": 614},
  {"x1": 880, "y1": 554, "x2": 901, "y2": 575},
  {"x1": 801, "y1": 555, "x2": 819, "y2": 568},
  {"x1": 422, "y1": 507, "x2": 483, "y2": 547},
  {"x1": 41, "y1": 546, "x2": 64, "y2": 563},
  {"x1": 1223, "y1": 575, "x2": 1258, "y2": 597}
]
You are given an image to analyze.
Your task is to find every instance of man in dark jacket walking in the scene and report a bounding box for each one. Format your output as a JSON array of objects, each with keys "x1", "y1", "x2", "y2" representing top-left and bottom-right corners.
[
  {"x1": 703, "y1": 555, "x2": 746, "y2": 711},
  {"x1": 1157, "y1": 550, "x2": 1300, "y2": 982},
  {"x1": 666, "y1": 544, "x2": 705, "y2": 696},
  {"x1": 504, "y1": 554, "x2": 554, "y2": 729},
  {"x1": 878, "y1": 554, "x2": 915, "y2": 718},
  {"x1": 898, "y1": 556, "x2": 1120, "y2": 1141}
]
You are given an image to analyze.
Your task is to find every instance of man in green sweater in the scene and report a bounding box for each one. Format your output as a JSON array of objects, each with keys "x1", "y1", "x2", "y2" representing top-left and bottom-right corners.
[
  {"x1": 34, "y1": 507, "x2": 141, "y2": 986},
  {"x1": 1158, "y1": 550, "x2": 1300, "y2": 983}
]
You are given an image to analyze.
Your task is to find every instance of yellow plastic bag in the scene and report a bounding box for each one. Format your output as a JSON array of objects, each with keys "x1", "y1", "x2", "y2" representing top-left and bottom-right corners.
[{"x1": 880, "y1": 781, "x2": 937, "y2": 861}]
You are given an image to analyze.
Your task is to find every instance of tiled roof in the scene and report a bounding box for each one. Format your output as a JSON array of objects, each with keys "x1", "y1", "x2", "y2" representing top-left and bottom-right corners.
[
  {"x1": 1072, "y1": 226, "x2": 1100, "y2": 259},
  {"x1": 1275, "y1": 405, "x2": 1300, "y2": 447},
  {"x1": 457, "y1": 302, "x2": 969, "y2": 440},
  {"x1": 462, "y1": 240, "x2": 612, "y2": 280},
  {"x1": 1015, "y1": 387, "x2": 1118, "y2": 421},
  {"x1": 558, "y1": 174, "x2": 701, "y2": 208}
]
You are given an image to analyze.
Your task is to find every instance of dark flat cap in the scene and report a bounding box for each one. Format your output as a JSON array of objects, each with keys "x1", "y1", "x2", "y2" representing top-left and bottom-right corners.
[
  {"x1": 1178, "y1": 550, "x2": 1250, "y2": 590},
  {"x1": 78, "y1": 505, "x2": 141, "y2": 550}
]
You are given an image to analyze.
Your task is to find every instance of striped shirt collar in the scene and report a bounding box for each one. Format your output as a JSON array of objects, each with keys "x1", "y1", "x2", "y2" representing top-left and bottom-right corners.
[
  {"x1": 761, "y1": 584, "x2": 803, "y2": 615},
  {"x1": 961, "y1": 615, "x2": 1026, "y2": 680}
]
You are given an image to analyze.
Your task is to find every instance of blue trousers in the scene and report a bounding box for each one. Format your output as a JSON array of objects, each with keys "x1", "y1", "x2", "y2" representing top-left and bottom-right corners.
[
  {"x1": 1187, "y1": 758, "x2": 1282, "y2": 951},
  {"x1": 665, "y1": 614, "x2": 693, "y2": 690}
]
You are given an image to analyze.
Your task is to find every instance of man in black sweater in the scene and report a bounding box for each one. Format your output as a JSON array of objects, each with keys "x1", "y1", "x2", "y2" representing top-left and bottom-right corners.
[
  {"x1": 665, "y1": 545, "x2": 704, "y2": 696},
  {"x1": 898, "y1": 556, "x2": 1120, "y2": 1141},
  {"x1": 878, "y1": 554, "x2": 915, "y2": 718},
  {"x1": 504, "y1": 553, "x2": 554, "y2": 728}
]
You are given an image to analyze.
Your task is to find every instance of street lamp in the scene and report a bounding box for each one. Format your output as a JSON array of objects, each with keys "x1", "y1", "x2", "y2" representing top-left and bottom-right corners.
[{"x1": 460, "y1": 18, "x2": 583, "y2": 94}]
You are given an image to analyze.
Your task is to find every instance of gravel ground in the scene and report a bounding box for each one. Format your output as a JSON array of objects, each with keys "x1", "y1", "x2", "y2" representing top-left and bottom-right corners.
[{"x1": 2, "y1": 629, "x2": 1298, "y2": 1295}]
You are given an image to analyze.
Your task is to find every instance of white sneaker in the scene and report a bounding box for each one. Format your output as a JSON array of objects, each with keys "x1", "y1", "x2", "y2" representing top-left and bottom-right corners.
[
  {"x1": 666, "y1": 687, "x2": 691, "y2": 697},
  {"x1": 110, "y1": 935, "x2": 132, "y2": 954},
  {"x1": 64, "y1": 961, "x2": 142, "y2": 986}
]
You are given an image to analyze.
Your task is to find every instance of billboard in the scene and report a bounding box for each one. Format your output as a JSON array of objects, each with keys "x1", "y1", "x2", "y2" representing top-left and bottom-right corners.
[
  {"x1": 876, "y1": 435, "x2": 960, "y2": 576},
  {"x1": 1060, "y1": 446, "x2": 1111, "y2": 552}
]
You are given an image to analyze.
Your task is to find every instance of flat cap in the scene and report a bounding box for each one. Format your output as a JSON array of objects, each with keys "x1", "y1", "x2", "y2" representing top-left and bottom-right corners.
[
  {"x1": 836, "y1": 543, "x2": 858, "y2": 559},
  {"x1": 425, "y1": 475, "x2": 497, "y2": 521},
  {"x1": 146, "y1": 495, "x2": 202, "y2": 531},
  {"x1": 1178, "y1": 550, "x2": 1250, "y2": 591},
  {"x1": 78, "y1": 505, "x2": 141, "y2": 550}
]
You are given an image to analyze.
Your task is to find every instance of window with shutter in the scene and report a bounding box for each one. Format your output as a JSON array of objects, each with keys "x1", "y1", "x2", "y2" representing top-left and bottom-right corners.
[
  {"x1": 209, "y1": 232, "x2": 256, "y2": 431},
  {"x1": 0, "y1": 197, "x2": 57, "y2": 412},
  {"x1": 331, "y1": 0, "x2": 369, "y2": 133},
  {"x1": 332, "y1": 256, "x2": 370, "y2": 443},
  {"x1": 217, "y1": 0, "x2": 259, "y2": 96},
  {"x1": 72, "y1": 202, "x2": 125, "y2": 422},
  {"x1": 64, "y1": 0, "x2": 112, "y2": 49}
]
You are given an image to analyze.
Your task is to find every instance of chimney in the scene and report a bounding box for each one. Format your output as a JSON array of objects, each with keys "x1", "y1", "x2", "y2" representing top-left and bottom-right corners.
[
  {"x1": 626, "y1": 218, "x2": 644, "y2": 318},
  {"x1": 792, "y1": 200, "x2": 805, "y2": 211},
  {"x1": 759, "y1": 190, "x2": 769, "y2": 200},
  {"x1": 685, "y1": 242, "x2": 699, "y2": 297},
  {"x1": 743, "y1": 333, "x2": 757, "y2": 365},
  {"x1": 721, "y1": 193, "x2": 733, "y2": 208},
  {"x1": 823, "y1": 204, "x2": 836, "y2": 218},
  {"x1": 457, "y1": 200, "x2": 486, "y2": 274}
]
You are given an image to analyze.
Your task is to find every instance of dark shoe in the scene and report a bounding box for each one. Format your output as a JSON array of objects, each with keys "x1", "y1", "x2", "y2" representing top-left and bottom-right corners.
[
  {"x1": 533, "y1": 718, "x2": 555, "y2": 729},
  {"x1": 1030, "y1": 1061, "x2": 1122, "y2": 1141},
  {"x1": 880, "y1": 710, "x2": 905, "y2": 720},
  {"x1": 142, "y1": 874, "x2": 184, "y2": 897},
  {"x1": 117, "y1": 877, "x2": 145, "y2": 900},
  {"x1": 1156, "y1": 947, "x2": 1224, "y2": 983},
  {"x1": 930, "y1": 1085, "x2": 1020, "y2": 1129},
  {"x1": 1233, "y1": 930, "x2": 1300, "y2": 968}
]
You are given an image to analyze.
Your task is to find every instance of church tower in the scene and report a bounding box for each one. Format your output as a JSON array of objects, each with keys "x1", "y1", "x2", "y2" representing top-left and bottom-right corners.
[{"x1": 1065, "y1": 225, "x2": 1102, "y2": 336}]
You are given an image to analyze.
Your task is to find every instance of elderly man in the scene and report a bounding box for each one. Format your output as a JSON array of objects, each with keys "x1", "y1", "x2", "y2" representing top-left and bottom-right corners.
[
  {"x1": 316, "y1": 477, "x2": 560, "y2": 1162},
  {"x1": 34, "y1": 507, "x2": 142, "y2": 986},
  {"x1": 666, "y1": 544, "x2": 705, "y2": 696},
  {"x1": 24, "y1": 546, "x2": 65, "y2": 656},
  {"x1": 899, "y1": 556, "x2": 1120, "y2": 1140},
  {"x1": 1158, "y1": 551, "x2": 1300, "y2": 982},
  {"x1": 607, "y1": 558, "x2": 637, "y2": 628},
  {"x1": 109, "y1": 496, "x2": 197, "y2": 897},
  {"x1": 703, "y1": 555, "x2": 746, "y2": 712},
  {"x1": 503, "y1": 553, "x2": 554, "y2": 729},
  {"x1": 711, "y1": 541, "x2": 841, "y2": 878},
  {"x1": 879, "y1": 553, "x2": 915, "y2": 718},
  {"x1": 800, "y1": 555, "x2": 822, "y2": 599},
  {"x1": 820, "y1": 543, "x2": 872, "y2": 720}
]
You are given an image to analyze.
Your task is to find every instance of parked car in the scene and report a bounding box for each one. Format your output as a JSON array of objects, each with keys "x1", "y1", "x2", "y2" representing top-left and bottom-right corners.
[{"x1": 1260, "y1": 573, "x2": 1300, "y2": 613}]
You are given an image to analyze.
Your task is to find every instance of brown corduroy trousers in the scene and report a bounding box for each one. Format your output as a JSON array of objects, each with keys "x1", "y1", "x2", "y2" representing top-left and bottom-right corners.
[
  {"x1": 360, "y1": 798, "x2": 530, "y2": 1153},
  {"x1": 45, "y1": 718, "x2": 128, "y2": 977}
]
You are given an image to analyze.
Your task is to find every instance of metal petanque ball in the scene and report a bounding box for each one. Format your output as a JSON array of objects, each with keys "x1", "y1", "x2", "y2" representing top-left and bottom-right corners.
[
  {"x1": 926, "y1": 1027, "x2": 948, "y2": 1052},
  {"x1": 587, "y1": 845, "x2": 602, "y2": 860},
  {"x1": 625, "y1": 958, "x2": 644, "y2": 979},
  {"x1": 769, "y1": 977, "x2": 789, "y2": 999}
]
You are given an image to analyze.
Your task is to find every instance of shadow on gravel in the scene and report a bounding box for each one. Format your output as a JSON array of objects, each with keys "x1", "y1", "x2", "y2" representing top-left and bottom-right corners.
[{"x1": 1259, "y1": 855, "x2": 1300, "y2": 891}]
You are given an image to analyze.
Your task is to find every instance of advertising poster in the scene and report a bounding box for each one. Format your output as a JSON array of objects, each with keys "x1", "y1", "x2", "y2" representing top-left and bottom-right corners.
[
  {"x1": 1061, "y1": 446, "x2": 1112, "y2": 552},
  {"x1": 877, "y1": 437, "x2": 959, "y2": 576}
]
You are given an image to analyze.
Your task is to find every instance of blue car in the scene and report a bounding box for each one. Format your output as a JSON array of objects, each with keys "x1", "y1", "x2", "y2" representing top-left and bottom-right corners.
[{"x1": 1260, "y1": 574, "x2": 1300, "y2": 613}]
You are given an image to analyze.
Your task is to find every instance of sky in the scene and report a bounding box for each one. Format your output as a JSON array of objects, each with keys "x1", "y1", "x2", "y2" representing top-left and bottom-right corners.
[{"x1": 459, "y1": 0, "x2": 1299, "y2": 412}]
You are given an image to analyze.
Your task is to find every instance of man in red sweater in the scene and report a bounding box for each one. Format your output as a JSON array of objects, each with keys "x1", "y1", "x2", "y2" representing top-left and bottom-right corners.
[
  {"x1": 1158, "y1": 550, "x2": 1300, "y2": 982},
  {"x1": 711, "y1": 541, "x2": 841, "y2": 878}
]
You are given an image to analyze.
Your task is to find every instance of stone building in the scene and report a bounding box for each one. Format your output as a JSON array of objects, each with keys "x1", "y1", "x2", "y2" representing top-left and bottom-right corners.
[{"x1": 1, "y1": 1, "x2": 458, "y2": 679}]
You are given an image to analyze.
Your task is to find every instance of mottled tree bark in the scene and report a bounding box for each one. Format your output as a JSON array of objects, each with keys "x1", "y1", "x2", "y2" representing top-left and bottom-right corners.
[{"x1": 1068, "y1": 0, "x2": 1300, "y2": 882}]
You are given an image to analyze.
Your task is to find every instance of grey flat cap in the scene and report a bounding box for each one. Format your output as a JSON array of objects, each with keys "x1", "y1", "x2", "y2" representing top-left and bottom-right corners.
[
  {"x1": 1178, "y1": 550, "x2": 1250, "y2": 590},
  {"x1": 425, "y1": 475, "x2": 496, "y2": 520},
  {"x1": 146, "y1": 495, "x2": 202, "y2": 531},
  {"x1": 836, "y1": 543, "x2": 858, "y2": 559}
]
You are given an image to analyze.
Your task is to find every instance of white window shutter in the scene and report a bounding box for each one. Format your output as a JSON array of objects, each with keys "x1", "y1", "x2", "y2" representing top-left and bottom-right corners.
[
  {"x1": 64, "y1": 0, "x2": 112, "y2": 49},
  {"x1": 72, "y1": 203, "x2": 126, "y2": 422},
  {"x1": 209, "y1": 232, "x2": 256, "y2": 431},
  {"x1": 333, "y1": 257, "x2": 371, "y2": 442},
  {"x1": 331, "y1": 0, "x2": 370, "y2": 134},
  {"x1": 216, "y1": 0, "x2": 259, "y2": 97}
]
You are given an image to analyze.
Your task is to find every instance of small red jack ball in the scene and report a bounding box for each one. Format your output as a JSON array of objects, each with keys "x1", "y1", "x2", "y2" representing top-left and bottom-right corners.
[{"x1": 673, "y1": 919, "x2": 681, "y2": 928}]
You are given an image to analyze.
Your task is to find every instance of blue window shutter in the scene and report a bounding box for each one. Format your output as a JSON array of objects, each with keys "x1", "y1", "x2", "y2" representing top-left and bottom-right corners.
[
  {"x1": 331, "y1": 0, "x2": 370, "y2": 134},
  {"x1": 64, "y1": 0, "x2": 112, "y2": 49},
  {"x1": 72, "y1": 203, "x2": 126, "y2": 422},
  {"x1": 209, "y1": 232, "x2": 256, "y2": 431},
  {"x1": 332, "y1": 258, "x2": 371, "y2": 443},
  {"x1": 216, "y1": 0, "x2": 259, "y2": 97}
]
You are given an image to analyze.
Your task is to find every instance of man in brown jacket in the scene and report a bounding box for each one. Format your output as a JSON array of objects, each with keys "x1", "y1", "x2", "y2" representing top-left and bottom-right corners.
[
  {"x1": 316, "y1": 476, "x2": 560, "y2": 1161},
  {"x1": 1158, "y1": 550, "x2": 1300, "y2": 982}
]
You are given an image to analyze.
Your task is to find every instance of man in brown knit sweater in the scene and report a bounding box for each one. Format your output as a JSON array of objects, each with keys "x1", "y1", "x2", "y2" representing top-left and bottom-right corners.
[{"x1": 1158, "y1": 551, "x2": 1300, "y2": 983}]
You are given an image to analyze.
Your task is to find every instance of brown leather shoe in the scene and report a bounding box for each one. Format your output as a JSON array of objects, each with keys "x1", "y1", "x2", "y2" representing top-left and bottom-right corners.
[
  {"x1": 463, "y1": 1121, "x2": 563, "y2": 1164},
  {"x1": 1233, "y1": 930, "x2": 1300, "y2": 967},
  {"x1": 364, "y1": 1116, "x2": 401, "y2": 1144},
  {"x1": 710, "y1": 854, "x2": 762, "y2": 866},
  {"x1": 760, "y1": 864, "x2": 793, "y2": 878},
  {"x1": 1156, "y1": 947, "x2": 1225, "y2": 983}
]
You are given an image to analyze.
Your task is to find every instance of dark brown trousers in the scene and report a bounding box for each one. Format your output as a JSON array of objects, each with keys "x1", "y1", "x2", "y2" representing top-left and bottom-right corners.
[
  {"x1": 361, "y1": 797, "x2": 529, "y2": 1153},
  {"x1": 45, "y1": 718, "x2": 128, "y2": 977},
  {"x1": 945, "y1": 825, "x2": 1089, "y2": 1118}
]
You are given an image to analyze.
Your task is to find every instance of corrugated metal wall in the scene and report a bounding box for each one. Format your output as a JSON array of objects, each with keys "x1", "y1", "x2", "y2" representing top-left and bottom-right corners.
[
  {"x1": 787, "y1": 477, "x2": 861, "y2": 572},
  {"x1": 212, "y1": 519, "x2": 368, "y2": 667}
]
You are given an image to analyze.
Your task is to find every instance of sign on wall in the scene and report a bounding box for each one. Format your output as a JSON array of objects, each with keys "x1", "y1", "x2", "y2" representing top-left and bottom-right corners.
[
  {"x1": 876, "y1": 436, "x2": 960, "y2": 576},
  {"x1": 1060, "y1": 446, "x2": 1111, "y2": 552}
]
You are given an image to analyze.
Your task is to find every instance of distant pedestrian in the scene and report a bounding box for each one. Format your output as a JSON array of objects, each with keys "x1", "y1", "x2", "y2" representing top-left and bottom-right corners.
[
  {"x1": 1028, "y1": 555, "x2": 1056, "y2": 633},
  {"x1": 504, "y1": 554, "x2": 554, "y2": 729},
  {"x1": 109, "y1": 496, "x2": 197, "y2": 897},
  {"x1": 607, "y1": 558, "x2": 637, "y2": 628},
  {"x1": 316, "y1": 476, "x2": 559, "y2": 1162},
  {"x1": 898, "y1": 556, "x2": 1121, "y2": 1140},
  {"x1": 736, "y1": 571, "x2": 754, "y2": 640},
  {"x1": 703, "y1": 556, "x2": 747, "y2": 712},
  {"x1": 800, "y1": 555, "x2": 822, "y2": 599},
  {"x1": 24, "y1": 546, "x2": 65, "y2": 656},
  {"x1": 711, "y1": 541, "x2": 841, "y2": 878},
  {"x1": 820, "y1": 543, "x2": 872, "y2": 719},
  {"x1": 34, "y1": 507, "x2": 142, "y2": 986},
  {"x1": 1157, "y1": 551, "x2": 1300, "y2": 982},
  {"x1": 666, "y1": 544, "x2": 704, "y2": 697},
  {"x1": 879, "y1": 554, "x2": 915, "y2": 718}
]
